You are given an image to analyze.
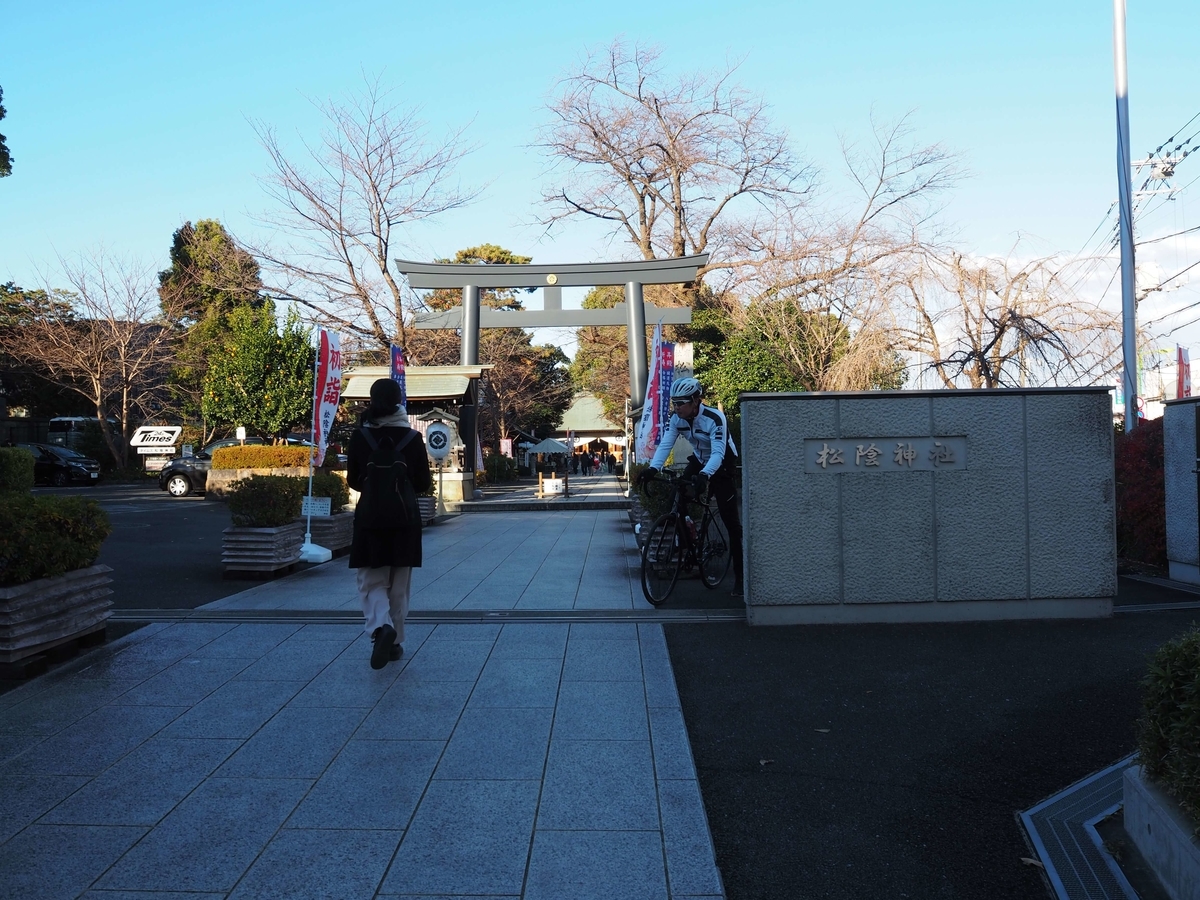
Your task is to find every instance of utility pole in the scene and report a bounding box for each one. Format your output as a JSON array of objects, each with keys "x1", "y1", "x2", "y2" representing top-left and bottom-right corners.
[{"x1": 1114, "y1": 0, "x2": 1138, "y2": 429}]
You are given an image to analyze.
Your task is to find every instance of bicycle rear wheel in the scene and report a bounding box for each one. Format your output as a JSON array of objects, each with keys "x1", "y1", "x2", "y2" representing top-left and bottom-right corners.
[
  {"x1": 700, "y1": 512, "x2": 731, "y2": 588},
  {"x1": 641, "y1": 513, "x2": 683, "y2": 605}
]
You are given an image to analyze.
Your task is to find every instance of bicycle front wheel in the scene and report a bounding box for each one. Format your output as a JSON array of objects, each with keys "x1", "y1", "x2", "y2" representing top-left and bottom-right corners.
[
  {"x1": 700, "y1": 512, "x2": 731, "y2": 588},
  {"x1": 641, "y1": 513, "x2": 683, "y2": 605}
]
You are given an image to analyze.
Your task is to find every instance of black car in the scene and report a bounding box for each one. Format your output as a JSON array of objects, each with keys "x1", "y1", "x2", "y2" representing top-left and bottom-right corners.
[
  {"x1": 157, "y1": 437, "x2": 265, "y2": 498},
  {"x1": 17, "y1": 443, "x2": 102, "y2": 486}
]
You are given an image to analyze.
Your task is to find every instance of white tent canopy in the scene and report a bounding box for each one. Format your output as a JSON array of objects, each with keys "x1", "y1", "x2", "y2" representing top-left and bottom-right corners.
[{"x1": 529, "y1": 438, "x2": 569, "y2": 454}]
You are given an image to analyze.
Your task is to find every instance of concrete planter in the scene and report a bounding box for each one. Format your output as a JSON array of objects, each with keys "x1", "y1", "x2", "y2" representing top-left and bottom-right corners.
[
  {"x1": 206, "y1": 467, "x2": 310, "y2": 501},
  {"x1": 0, "y1": 565, "x2": 113, "y2": 663},
  {"x1": 1124, "y1": 765, "x2": 1200, "y2": 900},
  {"x1": 419, "y1": 496, "x2": 436, "y2": 526},
  {"x1": 304, "y1": 509, "x2": 354, "y2": 553},
  {"x1": 221, "y1": 520, "x2": 305, "y2": 576}
]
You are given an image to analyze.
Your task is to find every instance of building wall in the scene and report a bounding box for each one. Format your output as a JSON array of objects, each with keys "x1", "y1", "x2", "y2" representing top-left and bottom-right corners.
[{"x1": 740, "y1": 388, "x2": 1116, "y2": 624}]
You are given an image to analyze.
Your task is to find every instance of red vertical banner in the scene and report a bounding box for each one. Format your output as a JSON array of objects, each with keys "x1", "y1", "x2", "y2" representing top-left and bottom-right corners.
[
  {"x1": 1178, "y1": 345, "x2": 1192, "y2": 399},
  {"x1": 311, "y1": 329, "x2": 342, "y2": 467}
]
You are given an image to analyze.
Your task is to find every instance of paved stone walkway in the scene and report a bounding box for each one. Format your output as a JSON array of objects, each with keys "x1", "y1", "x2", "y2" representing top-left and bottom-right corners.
[{"x1": 0, "y1": 487, "x2": 725, "y2": 900}]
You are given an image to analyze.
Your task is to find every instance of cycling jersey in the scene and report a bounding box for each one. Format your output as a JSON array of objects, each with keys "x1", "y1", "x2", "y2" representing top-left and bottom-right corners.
[{"x1": 648, "y1": 403, "x2": 739, "y2": 478}]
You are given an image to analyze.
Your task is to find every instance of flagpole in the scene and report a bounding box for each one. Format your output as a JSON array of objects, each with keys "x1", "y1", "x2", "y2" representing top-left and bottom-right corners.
[{"x1": 305, "y1": 329, "x2": 320, "y2": 548}]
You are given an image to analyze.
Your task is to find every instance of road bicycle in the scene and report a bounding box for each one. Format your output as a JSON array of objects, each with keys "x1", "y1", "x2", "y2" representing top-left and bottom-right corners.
[{"x1": 639, "y1": 471, "x2": 731, "y2": 605}]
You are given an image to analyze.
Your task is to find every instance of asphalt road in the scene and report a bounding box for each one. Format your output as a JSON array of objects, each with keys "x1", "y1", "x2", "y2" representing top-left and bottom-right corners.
[
  {"x1": 33, "y1": 481, "x2": 240, "y2": 611},
  {"x1": 665, "y1": 587, "x2": 1200, "y2": 900}
]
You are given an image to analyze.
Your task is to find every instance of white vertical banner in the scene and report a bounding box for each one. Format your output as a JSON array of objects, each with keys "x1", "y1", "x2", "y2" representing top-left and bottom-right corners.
[
  {"x1": 636, "y1": 321, "x2": 664, "y2": 462},
  {"x1": 311, "y1": 329, "x2": 342, "y2": 467},
  {"x1": 1178, "y1": 345, "x2": 1192, "y2": 399}
]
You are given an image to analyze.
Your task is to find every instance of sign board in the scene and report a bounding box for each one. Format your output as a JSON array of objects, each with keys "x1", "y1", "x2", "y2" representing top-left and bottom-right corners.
[
  {"x1": 182, "y1": 444, "x2": 194, "y2": 457},
  {"x1": 129, "y1": 425, "x2": 181, "y2": 447},
  {"x1": 543, "y1": 478, "x2": 565, "y2": 494},
  {"x1": 499, "y1": 438, "x2": 513, "y2": 458},
  {"x1": 236, "y1": 426, "x2": 246, "y2": 441},
  {"x1": 301, "y1": 496, "x2": 332, "y2": 517},
  {"x1": 138, "y1": 446, "x2": 176, "y2": 455},
  {"x1": 426, "y1": 422, "x2": 452, "y2": 460},
  {"x1": 143, "y1": 456, "x2": 171, "y2": 472}
]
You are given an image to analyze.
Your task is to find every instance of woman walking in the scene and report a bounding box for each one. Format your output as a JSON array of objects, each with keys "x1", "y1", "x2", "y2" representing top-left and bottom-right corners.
[{"x1": 346, "y1": 378, "x2": 432, "y2": 669}]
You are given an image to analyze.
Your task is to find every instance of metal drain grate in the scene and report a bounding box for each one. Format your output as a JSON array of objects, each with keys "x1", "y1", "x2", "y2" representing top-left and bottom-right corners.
[{"x1": 1021, "y1": 755, "x2": 1139, "y2": 900}]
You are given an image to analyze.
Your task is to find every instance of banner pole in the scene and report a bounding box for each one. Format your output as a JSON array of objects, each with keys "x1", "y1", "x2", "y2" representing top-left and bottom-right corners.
[{"x1": 305, "y1": 329, "x2": 320, "y2": 547}]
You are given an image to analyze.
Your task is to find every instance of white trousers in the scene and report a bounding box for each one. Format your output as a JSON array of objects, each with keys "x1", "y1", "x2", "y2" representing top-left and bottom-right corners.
[{"x1": 356, "y1": 566, "x2": 412, "y2": 643}]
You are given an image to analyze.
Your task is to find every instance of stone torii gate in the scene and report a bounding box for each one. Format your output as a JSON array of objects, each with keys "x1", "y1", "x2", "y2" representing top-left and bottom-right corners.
[{"x1": 396, "y1": 254, "x2": 707, "y2": 473}]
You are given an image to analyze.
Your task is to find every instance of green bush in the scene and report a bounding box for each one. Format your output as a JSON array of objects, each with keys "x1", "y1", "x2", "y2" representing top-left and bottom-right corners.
[
  {"x1": 1138, "y1": 626, "x2": 1200, "y2": 833},
  {"x1": 211, "y1": 445, "x2": 311, "y2": 469},
  {"x1": 484, "y1": 452, "x2": 519, "y2": 484},
  {"x1": 227, "y1": 474, "x2": 305, "y2": 527},
  {"x1": 310, "y1": 473, "x2": 350, "y2": 513},
  {"x1": 0, "y1": 447, "x2": 35, "y2": 493},
  {"x1": 0, "y1": 494, "x2": 112, "y2": 586}
]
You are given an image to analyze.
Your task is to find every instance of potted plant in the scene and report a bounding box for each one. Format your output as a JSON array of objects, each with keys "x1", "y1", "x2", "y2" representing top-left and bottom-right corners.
[
  {"x1": 221, "y1": 474, "x2": 306, "y2": 577},
  {"x1": 1123, "y1": 626, "x2": 1200, "y2": 898},
  {"x1": 304, "y1": 473, "x2": 354, "y2": 554},
  {"x1": 0, "y1": 446, "x2": 113, "y2": 671}
]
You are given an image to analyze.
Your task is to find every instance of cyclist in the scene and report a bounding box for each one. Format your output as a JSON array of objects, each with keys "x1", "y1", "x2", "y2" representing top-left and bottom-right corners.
[{"x1": 635, "y1": 376, "x2": 743, "y2": 595}]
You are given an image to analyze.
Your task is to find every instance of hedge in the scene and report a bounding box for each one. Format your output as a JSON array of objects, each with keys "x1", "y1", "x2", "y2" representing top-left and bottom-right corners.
[
  {"x1": 227, "y1": 474, "x2": 305, "y2": 527},
  {"x1": 0, "y1": 494, "x2": 112, "y2": 586},
  {"x1": 0, "y1": 447, "x2": 35, "y2": 493},
  {"x1": 1138, "y1": 626, "x2": 1200, "y2": 833},
  {"x1": 310, "y1": 473, "x2": 350, "y2": 513},
  {"x1": 211, "y1": 445, "x2": 311, "y2": 469},
  {"x1": 1115, "y1": 418, "x2": 1166, "y2": 567}
]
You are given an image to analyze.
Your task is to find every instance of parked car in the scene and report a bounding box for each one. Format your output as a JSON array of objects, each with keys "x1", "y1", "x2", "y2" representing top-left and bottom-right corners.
[
  {"x1": 158, "y1": 436, "x2": 265, "y2": 498},
  {"x1": 17, "y1": 443, "x2": 102, "y2": 486}
]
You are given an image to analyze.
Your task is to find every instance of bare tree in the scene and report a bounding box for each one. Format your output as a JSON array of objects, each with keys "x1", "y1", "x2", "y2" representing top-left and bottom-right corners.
[
  {"x1": 252, "y1": 76, "x2": 478, "y2": 350},
  {"x1": 729, "y1": 117, "x2": 959, "y2": 390},
  {"x1": 0, "y1": 253, "x2": 174, "y2": 466},
  {"x1": 894, "y1": 249, "x2": 1122, "y2": 388},
  {"x1": 541, "y1": 41, "x2": 815, "y2": 291}
]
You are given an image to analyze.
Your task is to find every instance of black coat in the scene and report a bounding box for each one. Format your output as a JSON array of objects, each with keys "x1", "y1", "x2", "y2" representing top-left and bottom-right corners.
[{"x1": 346, "y1": 424, "x2": 433, "y2": 569}]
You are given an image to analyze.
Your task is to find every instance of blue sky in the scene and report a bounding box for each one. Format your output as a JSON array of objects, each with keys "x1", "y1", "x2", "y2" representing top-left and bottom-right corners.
[{"x1": 2, "y1": 1, "x2": 1198, "y2": 361}]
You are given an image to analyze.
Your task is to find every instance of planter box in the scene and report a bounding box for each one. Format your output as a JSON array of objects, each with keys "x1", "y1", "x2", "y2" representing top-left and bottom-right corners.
[
  {"x1": 419, "y1": 496, "x2": 436, "y2": 526},
  {"x1": 206, "y1": 467, "x2": 310, "y2": 501},
  {"x1": 0, "y1": 565, "x2": 113, "y2": 663},
  {"x1": 222, "y1": 520, "x2": 305, "y2": 576},
  {"x1": 304, "y1": 509, "x2": 354, "y2": 553},
  {"x1": 1124, "y1": 765, "x2": 1200, "y2": 900}
]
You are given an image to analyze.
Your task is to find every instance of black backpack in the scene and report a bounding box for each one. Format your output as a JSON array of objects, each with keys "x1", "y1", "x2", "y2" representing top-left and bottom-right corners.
[{"x1": 356, "y1": 427, "x2": 420, "y2": 531}]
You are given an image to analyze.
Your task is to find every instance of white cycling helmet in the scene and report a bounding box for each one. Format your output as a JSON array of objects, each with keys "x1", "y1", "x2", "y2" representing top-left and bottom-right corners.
[{"x1": 669, "y1": 376, "x2": 703, "y2": 402}]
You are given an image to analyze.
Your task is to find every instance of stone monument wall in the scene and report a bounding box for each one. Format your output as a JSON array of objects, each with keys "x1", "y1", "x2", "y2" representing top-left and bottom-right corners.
[{"x1": 740, "y1": 388, "x2": 1116, "y2": 624}]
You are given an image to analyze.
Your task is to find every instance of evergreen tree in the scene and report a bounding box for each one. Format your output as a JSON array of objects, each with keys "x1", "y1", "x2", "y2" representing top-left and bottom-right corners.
[
  {"x1": 158, "y1": 219, "x2": 264, "y2": 431},
  {"x1": 202, "y1": 305, "x2": 314, "y2": 440}
]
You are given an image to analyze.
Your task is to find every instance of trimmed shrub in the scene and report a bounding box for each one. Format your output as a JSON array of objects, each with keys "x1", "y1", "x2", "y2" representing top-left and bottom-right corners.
[
  {"x1": 0, "y1": 447, "x2": 35, "y2": 494},
  {"x1": 211, "y1": 445, "x2": 311, "y2": 469},
  {"x1": 227, "y1": 474, "x2": 305, "y2": 527},
  {"x1": 1138, "y1": 626, "x2": 1200, "y2": 833},
  {"x1": 1115, "y1": 418, "x2": 1166, "y2": 567},
  {"x1": 0, "y1": 494, "x2": 112, "y2": 586},
  {"x1": 310, "y1": 473, "x2": 350, "y2": 512}
]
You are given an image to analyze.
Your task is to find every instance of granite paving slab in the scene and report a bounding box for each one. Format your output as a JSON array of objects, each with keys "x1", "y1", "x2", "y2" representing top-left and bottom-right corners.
[{"x1": 0, "y1": 501, "x2": 725, "y2": 898}]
